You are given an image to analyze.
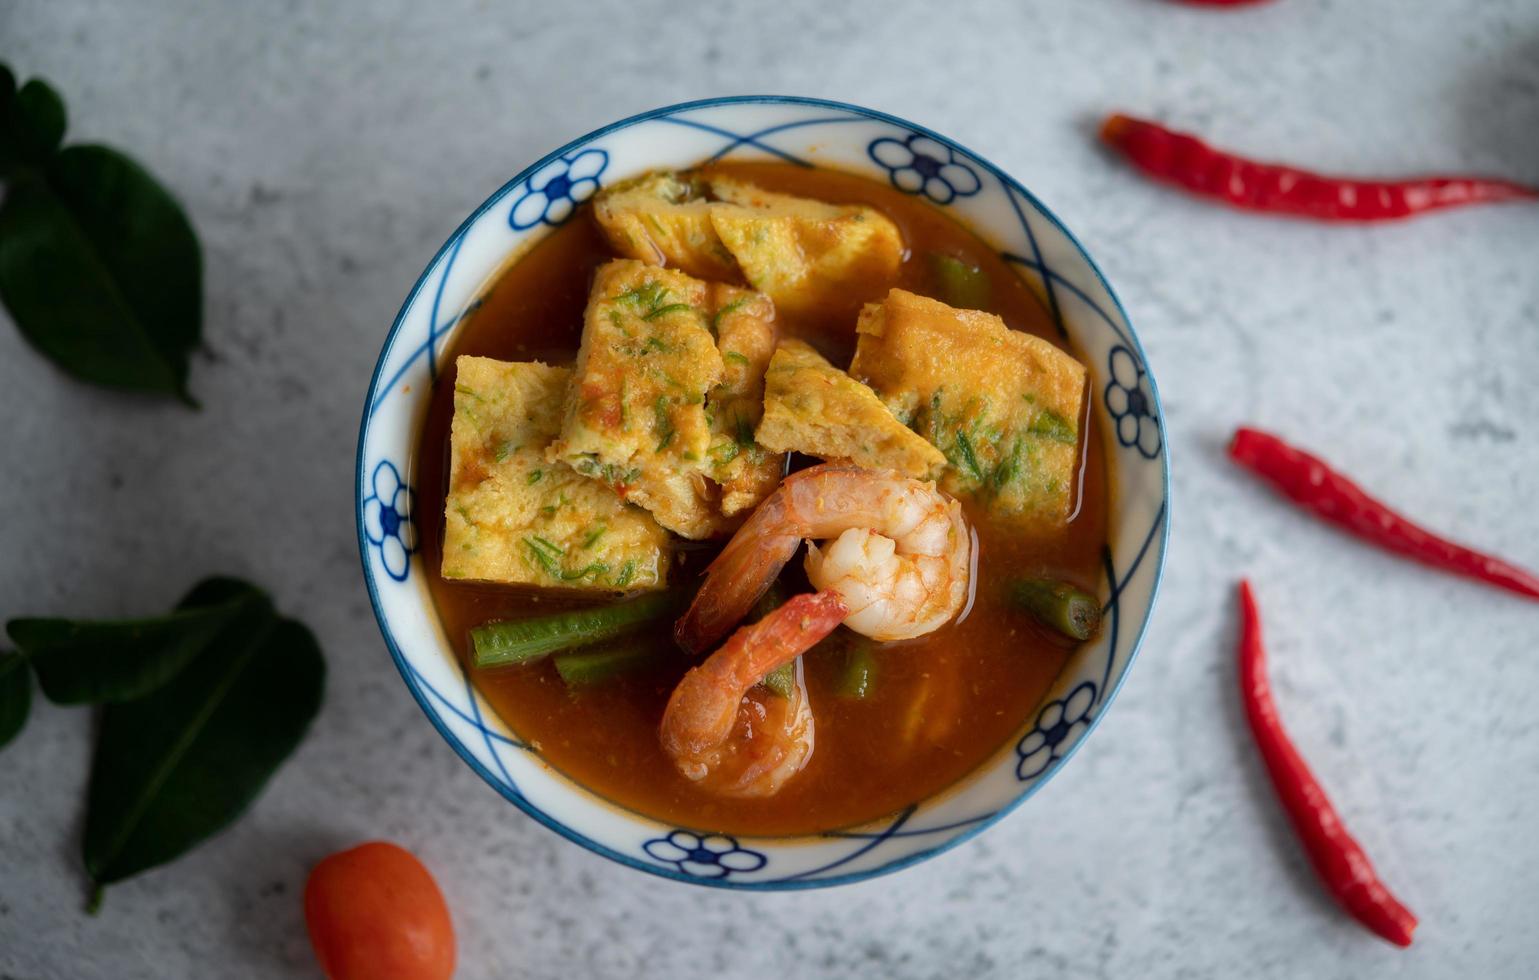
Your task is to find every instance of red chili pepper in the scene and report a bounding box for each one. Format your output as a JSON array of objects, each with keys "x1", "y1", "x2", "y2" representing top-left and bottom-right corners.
[
  {"x1": 1230, "y1": 427, "x2": 1539, "y2": 601},
  {"x1": 1237, "y1": 581, "x2": 1418, "y2": 947},
  {"x1": 1101, "y1": 114, "x2": 1538, "y2": 220}
]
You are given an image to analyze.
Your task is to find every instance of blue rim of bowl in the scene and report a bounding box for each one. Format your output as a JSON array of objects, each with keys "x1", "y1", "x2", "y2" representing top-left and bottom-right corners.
[{"x1": 355, "y1": 94, "x2": 1171, "y2": 889}]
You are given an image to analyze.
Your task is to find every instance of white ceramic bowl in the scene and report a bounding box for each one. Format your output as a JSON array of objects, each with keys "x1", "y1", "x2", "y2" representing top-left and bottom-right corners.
[{"x1": 357, "y1": 96, "x2": 1169, "y2": 888}]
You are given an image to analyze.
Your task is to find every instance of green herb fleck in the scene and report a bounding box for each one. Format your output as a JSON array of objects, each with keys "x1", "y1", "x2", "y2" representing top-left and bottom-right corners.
[
  {"x1": 527, "y1": 468, "x2": 543, "y2": 484},
  {"x1": 539, "y1": 494, "x2": 569, "y2": 517},
  {"x1": 1028, "y1": 409, "x2": 1076, "y2": 445},
  {"x1": 582, "y1": 526, "x2": 607, "y2": 549},
  {"x1": 560, "y1": 562, "x2": 610, "y2": 581},
  {"x1": 642, "y1": 303, "x2": 691, "y2": 322},
  {"x1": 711, "y1": 296, "x2": 750, "y2": 331},
  {"x1": 954, "y1": 428, "x2": 984, "y2": 482},
  {"x1": 710, "y1": 439, "x2": 740, "y2": 466},
  {"x1": 991, "y1": 437, "x2": 1024, "y2": 491},
  {"x1": 616, "y1": 280, "x2": 668, "y2": 310},
  {"x1": 613, "y1": 559, "x2": 638, "y2": 589},
  {"x1": 723, "y1": 351, "x2": 750, "y2": 366},
  {"x1": 522, "y1": 540, "x2": 561, "y2": 577},
  {"x1": 530, "y1": 535, "x2": 565, "y2": 557},
  {"x1": 494, "y1": 441, "x2": 513, "y2": 463},
  {"x1": 523, "y1": 536, "x2": 569, "y2": 577},
  {"x1": 734, "y1": 412, "x2": 756, "y2": 448},
  {"x1": 654, "y1": 396, "x2": 676, "y2": 450}
]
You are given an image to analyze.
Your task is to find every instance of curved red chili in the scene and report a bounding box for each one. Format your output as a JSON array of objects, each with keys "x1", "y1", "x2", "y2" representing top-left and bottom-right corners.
[
  {"x1": 1101, "y1": 114, "x2": 1537, "y2": 220},
  {"x1": 1230, "y1": 427, "x2": 1539, "y2": 601},
  {"x1": 1238, "y1": 581, "x2": 1418, "y2": 947}
]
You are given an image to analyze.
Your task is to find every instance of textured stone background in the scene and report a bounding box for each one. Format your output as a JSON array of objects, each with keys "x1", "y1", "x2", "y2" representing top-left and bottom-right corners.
[{"x1": 3, "y1": 1, "x2": 1538, "y2": 977}]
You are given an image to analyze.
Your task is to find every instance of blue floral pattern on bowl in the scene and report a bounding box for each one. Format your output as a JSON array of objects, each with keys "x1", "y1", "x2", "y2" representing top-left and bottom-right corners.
[
  {"x1": 1106, "y1": 346, "x2": 1161, "y2": 459},
  {"x1": 643, "y1": 830, "x2": 767, "y2": 879},
  {"x1": 509, "y1": 148, "x2": 608, "y2": 230},
  {"x1": 1016, "y1": 682, "x2": 1097, "y2": 780},
  {"x1": 868, "y1": 133, "x2": 982, "y2": 204},
  {"x1": 358, "y1": 96, "x2": 1169, "y2": 890},
  {"x1": 362, "y1": 460, "x2": 416, "y2": 582}
]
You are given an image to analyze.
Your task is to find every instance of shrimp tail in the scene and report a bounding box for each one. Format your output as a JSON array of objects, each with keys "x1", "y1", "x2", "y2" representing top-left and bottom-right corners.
[{"x1": 661, "y1": 590, "x2": 847, "y2": 795}]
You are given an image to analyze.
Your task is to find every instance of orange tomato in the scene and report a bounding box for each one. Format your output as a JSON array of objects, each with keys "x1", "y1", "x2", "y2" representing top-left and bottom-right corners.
[{"x1": 304, "y1": 841, "x2": 456, "y2": 980}]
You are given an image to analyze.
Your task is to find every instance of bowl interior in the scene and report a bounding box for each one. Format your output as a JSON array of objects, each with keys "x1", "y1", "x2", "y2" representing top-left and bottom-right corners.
[{"x1": 357, "y1": 96, "x2": 1169, "y2": 888}]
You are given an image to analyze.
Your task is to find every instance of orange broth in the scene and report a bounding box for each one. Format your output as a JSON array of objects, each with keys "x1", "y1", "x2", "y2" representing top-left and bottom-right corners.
[{"x1": 413, "y1": 162, "x2": 1109, "y2": 835}]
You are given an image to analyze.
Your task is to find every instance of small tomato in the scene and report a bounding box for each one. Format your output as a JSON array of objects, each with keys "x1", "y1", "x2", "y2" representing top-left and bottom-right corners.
[{"x1": 304, "y1": 841, "x2": 455, "y2": 980}]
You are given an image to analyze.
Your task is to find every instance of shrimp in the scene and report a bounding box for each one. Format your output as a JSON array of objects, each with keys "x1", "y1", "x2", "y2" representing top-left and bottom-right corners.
[
  {"x1": 660, "y1": 591, "x2": 846, "y2": 797},
  {"x1": 675, "y1": 463, "x2": 971, "y2": 653}
]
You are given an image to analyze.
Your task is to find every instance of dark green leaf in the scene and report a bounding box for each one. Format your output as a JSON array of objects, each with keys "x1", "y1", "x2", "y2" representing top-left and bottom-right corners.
[
  {"x1": 176, "y1": 575, "x2": 268, "y2": 610},
  {"x1": 13, "y1": 78, "x2": 68, "y2": 164},
  {"x1": 6, "y1": 579, "x2": 269, "y2": 705},
  {"x1": 83, "y1": 607, "x2": 325, "y2": 889},
  {"x1": 0, "y1": 145, "x2": 202, "y2": 402},
  {"x1": 2, "y1": 66, "x2": 67, "y2": 174},
  {"x1": 0, "y1": 649, "x2": 31, "y2": 750}
]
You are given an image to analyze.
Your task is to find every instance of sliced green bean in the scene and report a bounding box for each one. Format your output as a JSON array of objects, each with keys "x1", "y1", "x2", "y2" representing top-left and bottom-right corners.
[
  {"x1": 749, "y1": 579, "x2": 789, "y2": 621},
  {"x1": 930, "y1": 252, "x2": 990, "y2": 310},
  {"x1": 1011, "y1": 579, "x2": 1102, "y2": 642},
  {"x1": 836, "y1": 642, "x2": 876, "y2": 699},
  {"x1": 554, "y1": 644, "x2": 660, "y2": 687},
  {"x1": 759, "y1": 661, "x2": 795, "y2": 698},
  {"x1": 470, "y1": 590, "x2": 686, "y2": 669},
  {"x1": 752, "y1": 579, "x2": 793, "y2": 695}
]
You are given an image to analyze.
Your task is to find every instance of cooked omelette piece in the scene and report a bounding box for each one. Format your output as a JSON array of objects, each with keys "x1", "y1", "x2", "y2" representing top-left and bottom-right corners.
[
  {"x1": 704, "y1": 284, "x2": 785, "y2": 517},
  {"x1": 592, "y1": 171, "x2": 904, "y2": 318},
  {"x1": 755, "y1": 338, "x2": 946, "y2": 479},
  {"x1": 851, "y1": 289, "x2": 1087, "y2": 528},
  {"x1": 591, "y1": 172, "x2": 738, "y2": 282},
  {"x1": 443, "y1": 356, "x2": 670, "y2": 590},
  {"x1": 548, "y1": 259, "x2": 728, "y2": 539},
  {"x1": 708, "y1": 176, "x2": 903, "y2": 318}
]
